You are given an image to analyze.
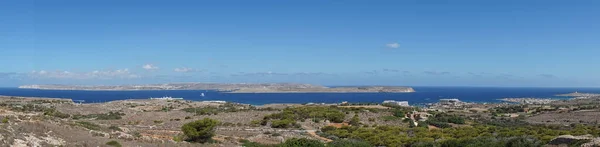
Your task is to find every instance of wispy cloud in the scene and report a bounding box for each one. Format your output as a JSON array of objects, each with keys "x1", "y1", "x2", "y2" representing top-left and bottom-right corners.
[
  {"x1": 231, "y1": 71, "x2": 332, "y2": 77},
  {"x1": 423, "y1": 71, "x2": 451, "y2": 75},
  {"x1": 174, "y1": 67, "x2": 200, "y2": 73},
  {"x1": 29, "y1": 69, "x2": 140, "y2": 79},
  {"x1": 538, "y1": 74, "x2": 556, "y2": 78},
  {"x1": 142, "y1": 64, "x2": 159, "y2": 70},
  {"x1": 386, "y1": 42, "x2": 400, "y2": 49},
  {"x1": 382, "y1": 69, "x2": 399, "y2": 72},
  {"x1": 231, "y1": 71, "x2": 288, "y2": 77},
  {"x1": 468, "y1": 72, "x2": 492, "y2": 77},
  {"x1": 363, "y1": 70, "x2": 378, "y2": 75},
  {"x1": 292, "y1": 72, "x2": 330, "y2": 76},
  {"x1": 0, "y1": 72, "x2": 21, "y2": 79},
  {"x1": 496, "y1": 73, "x2": 517, "y2": 79}
]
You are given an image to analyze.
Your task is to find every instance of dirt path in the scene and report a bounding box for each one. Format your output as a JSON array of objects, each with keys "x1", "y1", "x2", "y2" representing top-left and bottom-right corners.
[
  {"x1": 306, "y1": 130, "x2": 332, "y2": 142},
  {"x1": 301, "y1": 125, "x2": 332, "y2": 142}
]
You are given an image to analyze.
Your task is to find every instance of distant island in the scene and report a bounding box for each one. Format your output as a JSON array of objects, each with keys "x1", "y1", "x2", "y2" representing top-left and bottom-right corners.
[
  {"x1": 18, "y1": 83, "x2": 416, "y2": 93},
  {"x1": 556, "y1": 92, "x2": 600, "y2": 97}
]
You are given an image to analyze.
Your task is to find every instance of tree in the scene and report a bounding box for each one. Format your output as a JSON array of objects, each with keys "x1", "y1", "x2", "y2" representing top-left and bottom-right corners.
[
  {"x1": 181, "y1": 118, "x2": 219, "y2": 143},
  {"x1": 349, "y1": 114, "x2": 360, "y2": 126}
]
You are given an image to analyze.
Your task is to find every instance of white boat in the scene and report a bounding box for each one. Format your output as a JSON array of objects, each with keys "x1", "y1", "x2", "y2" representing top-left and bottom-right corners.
[
  {"x1": 150, "y1": 96, "x2": 184, "y2": 100},
  {"x1": 201, "y1": 93, "x2": 205, "y2": 97}
]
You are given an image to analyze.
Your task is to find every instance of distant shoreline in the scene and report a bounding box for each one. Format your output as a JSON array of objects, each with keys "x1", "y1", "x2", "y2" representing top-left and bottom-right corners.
[{"x1": 18, "y1": 83, "x2": 416, "y2": 93}]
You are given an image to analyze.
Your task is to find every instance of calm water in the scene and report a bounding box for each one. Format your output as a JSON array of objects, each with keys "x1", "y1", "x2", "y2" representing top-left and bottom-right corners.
[{"x1": 1, "y1": 87, "x2": 599, "y2": 105}]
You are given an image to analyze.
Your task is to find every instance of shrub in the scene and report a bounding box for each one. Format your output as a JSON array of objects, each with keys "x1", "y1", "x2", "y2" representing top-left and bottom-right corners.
[
  {"x1": 173, "y1": 135, "x2": 184, "y2": 142},
  {"x1": 1, "y1": 117, "x2": 8, "y2": 123},
  {"x1": 185, "y1": 116, "x2": 192, "y2": 119},
  {"x1": 242, "y1": 141, "x2": 274, "y2": 147},
  {"x1": 393, "y1": 109, "x2": 405, "y2": 117},
  {"x1": 349, "y1": 114, "x2": 360, "y2": 126},
  {"x1": 43, "y1": 109, "x2": 71, "y2": 119},
  {"x1": 263, "y1": 106, "x2": 346, "y2": 125},
  {"x1": 72, "y1": 111, "x2": 125, "y2": 120},
  {"x1": 271, "y1": 119, "x2": 297, "y2": 128},
  {"x1": 381, "y1": 116, "x2": 399, "y2": 121},
  {"x1": 279, "y1": 138, "x2": 325, "y2": 147},
  {"x1": 132, "y1": 131, "x2": 142, "y2": 138},
  {"x1": 105, "y1": 140, "x2": 122, "y2": 147},
  {"x1": 182, "y1": 118, "x2": 219, "y2": 143},
  {"x1": 75, "y1": 121, "x2": 102, "y2": 130},
  {"x1": 108, "y1": 125, "x2": 122, "y2": 131},
  {"x1": 153, "y1": 120, "x2": 163, "y2": 124},
  {"x1": 328, "y1": 139, "x2": 371, "y2": 147}
]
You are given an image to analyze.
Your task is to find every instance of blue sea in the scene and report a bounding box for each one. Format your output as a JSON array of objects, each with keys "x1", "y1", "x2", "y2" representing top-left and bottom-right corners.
[{"x1": 1, "y1": 87, "x2": 600, "y2": 105}]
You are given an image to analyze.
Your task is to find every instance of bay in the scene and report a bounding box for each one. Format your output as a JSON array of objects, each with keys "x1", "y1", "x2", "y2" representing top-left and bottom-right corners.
[{"x1": 1, "y1": 87, "x2": 600, "y2": 105}]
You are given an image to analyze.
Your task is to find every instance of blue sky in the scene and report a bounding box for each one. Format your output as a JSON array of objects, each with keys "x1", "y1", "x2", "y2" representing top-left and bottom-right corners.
[{"x1": 1, "y1": 0, "x2": 599, "y2": 87}]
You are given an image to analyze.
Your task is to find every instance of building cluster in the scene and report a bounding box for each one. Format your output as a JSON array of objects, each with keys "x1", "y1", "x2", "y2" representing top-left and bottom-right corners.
[
  {"x1": 428, "y1": 98, "x2": 472, "y2": 109},
  {"x1": 382, "y1": 100, "x2": 410, "y2": 107}
]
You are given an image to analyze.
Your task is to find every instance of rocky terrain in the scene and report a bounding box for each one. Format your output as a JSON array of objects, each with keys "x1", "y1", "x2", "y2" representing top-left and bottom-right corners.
[
  {"x1": 2, "y1": 94, "x2": 600, "y2": 146},
  {"x1": 0, "y1": 96, "x2": 352, "y2": 146},
  {"x1": 19, "y1": 83, "x2": 416, "y2": 93}
]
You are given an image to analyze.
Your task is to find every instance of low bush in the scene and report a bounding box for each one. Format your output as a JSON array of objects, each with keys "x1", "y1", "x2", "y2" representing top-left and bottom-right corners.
[
  {"x1": 75, "y1": 121, "x2": 102, "y2": 130},
  {"x1": 105, "y1": 140, "x2": 122, "y2": 147}
]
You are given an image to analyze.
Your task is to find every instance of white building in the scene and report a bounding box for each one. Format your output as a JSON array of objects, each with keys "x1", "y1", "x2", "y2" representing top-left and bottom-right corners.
[
  {"x1": 438, "y1": 98, "x2": 464, "y2": 107},
  {"x1": 383, "y1": 100, "x2": 409, "y2": 107}
]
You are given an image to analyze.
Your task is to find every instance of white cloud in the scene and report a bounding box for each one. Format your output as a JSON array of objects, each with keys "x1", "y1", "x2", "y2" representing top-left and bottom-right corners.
[
  {"x1": 142, "y1": 64, "x2": 159, "y2": 70},
  {"x1": 174, "y1": 67, "x2": 198, "y2": 73},
  {"x1": 386, "y1": 42, "x2": 400, "y2": 49},
  {"x1": 30, "y1": 69, "x2": 140, "y2": 79}
]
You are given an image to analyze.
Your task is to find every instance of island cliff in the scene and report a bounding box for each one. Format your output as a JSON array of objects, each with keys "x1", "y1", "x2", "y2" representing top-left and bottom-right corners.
[{"x1": 19, "y1": 83, "x2": 415, "y2": 93}]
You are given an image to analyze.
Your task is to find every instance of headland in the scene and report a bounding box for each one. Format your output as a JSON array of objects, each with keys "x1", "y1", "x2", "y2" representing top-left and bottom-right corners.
[{"x1": 18, "y1": 83, "x2": 416, "y2": 93}]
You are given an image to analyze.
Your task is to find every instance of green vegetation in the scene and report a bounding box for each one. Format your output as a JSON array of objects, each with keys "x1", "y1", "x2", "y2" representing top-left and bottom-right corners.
[
  {"x1": 349, "y1": 114, "x2": 360, "y2": 126},
  {"x1": 42, "y1": 108, "x2": 71, "y2": 118},
  {"x1": 271, "y1": 119, "x2": 299, "y2": 128},
  {"x1": 492, "y1": 105, "x2": 527, "y2": 114},
  {"x1": 153, "y1": 120, "x2": 163, "y2": 124},
  {"x1": 132, "y1": 131, "x2": 142, "y2": 138},
  {"x1": 241, "y1": 140, "x2": 277, "y2": 147},
  {"x1": 328, "y1": 139, "x2": 371, "y2": 147},
  {"x1": 10, "y1": 104, "x2": 51, "y2": 112},
  {"x1": 393, "y1": 109, "x2": 406, "y2": 117},
  {"x1": 381, "y1": 116, "x2": 400, "y2": 121},
  {"x1": 261, "y1": 106, "x2": 345, "y2": 128},
  {"x1": 75, "y1": 121, "x2": 102, "y2": 130},
  {"x1": 241, "y1": 138, "x2": 372, "y2": 147},
  {"x1": 319, "y1": 123, "x2": 600, "y2": 147},
  {"x1": 368, "y1": 118, "x2": 375, "y2": 122},
  {"x1": 272, "y1": 133, "x2": 281, "y2": 137},
  {"x1": 173, "y1": 135, "x2": 185, "y2": 142},
  {"x1": 420, "y1": 113, "x2": 466, "y2": 128},
  {"x1": 30, "y1": 99, "x2": 71, "y2": 104},
  {"x1": 182, "y1": 103, "x2": 250, "y2": 115},
  {"x1": 182, "y1": 118, "x2": 219, "y2": 143},
  {"x1": 72, "y1": 111, "x2": 125, "y2": 120},
  {"x1": 278, "y1": 138, "x2": 325, "y2": 147},
  {"x1": 1, "y1": 117, "x2": 8, "y2": 123},
  {"x1": 8, "y1": 104, "x2": 71, "y2": 119},
  {"x1": 108, "y1": 125, "x2": 122, "y2": 131},
  {"x1": 105, "y1": 140, "x2": 122, "y2": 147}
]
